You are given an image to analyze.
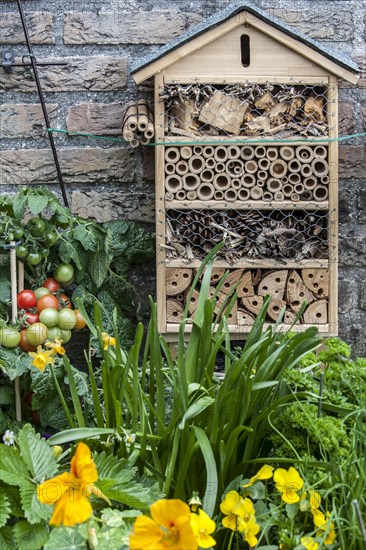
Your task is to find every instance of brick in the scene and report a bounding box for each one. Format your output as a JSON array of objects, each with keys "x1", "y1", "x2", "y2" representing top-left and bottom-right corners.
[
  {"x1": 339, "y1": 230, "x2": 366, "y2": 267},
  {"x1": 0, "y1": 12, "x2": 54, "y2": 45},
  {"x1": 142, "y1": 147, "x2": 155, "y2": 181},
  {"x1": 0, "y1": 56, "x2": 127, "y2": 93},
  {"x1": 64, "y1": 11, "x2": 202, "y2": 44},
  {"x1": 339, "y1": 145, "x2": 365, "y2": 179},
  {"x1": 0, "y1": 104, "x2": 58, "y2": 139},
  {"x1": 358, "y1": 189, "x2": 366, "y2": 223},
  {"x1": 71, "y1": 190, "x2": 154, "y2": 224},
  {"x1": 0, "y1": 148, "x2": 134, "y2": 185},
  {"x1": 338, "y1": 102, "x2": 355, "y2": 136},
  {"x1": 66, "y1": 103, "x2": 125, "y2": 135}
]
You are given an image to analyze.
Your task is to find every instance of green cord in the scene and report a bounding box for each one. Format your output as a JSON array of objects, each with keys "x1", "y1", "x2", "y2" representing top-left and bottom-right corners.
[{"x1": 47, "y1": 127, "x2": 366, "y2": 146}]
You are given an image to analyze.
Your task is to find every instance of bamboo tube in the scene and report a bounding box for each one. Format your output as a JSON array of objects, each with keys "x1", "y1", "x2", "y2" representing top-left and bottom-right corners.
[
  {"x1": 291, "y1": 193, "x2": 300, "y2": 202},
  {"x1": 165, "y1": 163, "x2": 176, "y2": 175},
  {"x1": 224, "y1": 189, "x2": 237, "y2": 201},
  {"x1": 175, "y1": 189, "x2": 186, "y2": 200},
  {"x1": 263, "y1": 191, "x2": 274, "y2": 202},
  {"x1": 175, "y1": 160, "x2": 189, "y2": 176},
  {"x1": 202, "y1": 146, "x2": 214, "y2": 158},
  {"x1": 10, "y1": 242, "x2": 21, "y2": 422},
  {"x1": 257, "y1": 179, "x2": 265, "y2": 188},
  {"x1": 144, "y1": 122, "x2": 155, "y2": 139},
  {"x1": 274, "y1": 191, "x2": 285, "y2": 201},
  {"x1": 258, "y1": 158, "x2": 270, "y2": 170},
  {"x1": 214, "y1": 146, "x2": 228, "y2": 162},
  {"x1": 279, "y1": 146, "x2": 295, "y2": 161},
  {"x1": 301, "y1": 190, "x2": 313, "y2": 200},
  {"x1": 193, "y1": 146, "x2": 203, "y2": 155},
  {"x1": 266, "y1": 147, "x2": 278, "y2": 160},
  {"x1": 18, "y1": 261, "x2": 24, "y2": 292},
  {"x1": 240, "y1": 145, "x2": 255, "y2": 160},
  {"x1": 123, "y1": 129, "x2": 134, "y2": 142},
  {"x1": 281, "y1": 176, "x2": 289, "y2": 184},
  {"x1": 245, "y1": 160, "x2": 258, "y2": 174},
  {"x1": 140, "y1": 135, "x2": 151, "y2": 145},
  {"x1": 269, "y1": 159, "x2": 287, "y2": 178},
  {"x1": 188, "y1": 155, "x2": 205, "y2": 173},
  {"x1": 295, "y1": 145, "x2": 314, "y2": 163},
  {"x1": 201, "y1": 169, "x2": 214, "y2": 182},
  {"x1": 165, "y1": 174, "x2": 183, "y2": 193},
  {"x1": 288, "y1": 159, "x2": 301, "y2": 173},
  {"x1": 257, "y1": 170, "x2": 268, "y2": 181},
  {"x1": 216, "y1": 162, "x2": 226, "y2": 173},
  {"x1": 197, "y1": 183, "x2": 215, "y2": 200},
  {"x1": 313, "y1": 145, "x2": 327, "y2": 159},
  {"x1": 294, "y1": 183, "x2": 304, "y2": 194},
  {"x1": 129, "y1": 138, "x2": 140, "y2": 148},
  {"x1": 242, "y1": 174, "x2": 256, "y2": 188},
  {"x1": 186, "y1": 191, "x2": 197, "y2": 200},
  {"x1": 165, "y1": 147, "x2": 180, "y2": 163},
  {"x1": 267, "y1": 178, "x2": 282, "y2": 193},
  {"x1": 288, "y1": 172, "x2": 301, "y2": 185},
  {"x1": 165, "y1": 192, "x2": 174, "y2": 201},
  {"x1": 311, "y1": 158, "x2": 329, "y2": 177},
  {"x1": 304, "y1": 177, "x2": 317, "y2": 190},
  {"x1": 301, "y1": 164, "x2": 313, "y2": 177},
  {"x1": 214, "y1": 190, "x2": 224, "y2": 200},
  {"x1": 137, "y1": 99, "x2": 149, "y2": 132},
  {"x1": 238, "y1": 188, "x2": 250, "y2": 200},
  {"x1": 313, "y1": 185, "x2": 329, "y2": 201},
  {"x1": 283, "y1": 184, "x2": 294, "y2": 197},
  {"x1": 321, "y1": 176, "x2": 329, "y2": 185},
  {"x1": 228, "y1": 145, "x2": 241, "y2": 159},
  {"x1": 180, "y1": 146, "x2": 193, "y2": 159},
  {"x1": 182, "y1": 173, "x2": 200, "y2": 191},
  {"x1": 123, "y1": 103, "x2": 138, "y2": 131},
  {"x1": 254, "y1": 146, "x2": 266, "y2": 158},
  {"x1": 227, "y1": 159, "x2": 244, "y2": 177},
  {"x1": 206, "y1": 157, "x2": 215, "y2": 168},
  {"x1": 213, "y1": 173, "x2": 231, "y2": 191},
  {"x1": 231, "y1": 178, "x2": 242, "y2": 190},
  {"x1": 250, "y1": 186, "x2": 263, "y2": 199}
]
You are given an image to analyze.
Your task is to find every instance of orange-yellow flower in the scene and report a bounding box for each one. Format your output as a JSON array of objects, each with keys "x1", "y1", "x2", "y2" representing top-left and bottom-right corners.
[
  {"x1": 313, "y1": 510, "x2": 336, "y2": 545},
  {"x1": 238, "y1": 515, "x2": 261, "y2": 547},
  {"x1": 190, "y1": 509, "x2": 216, "y2": 548},
  {"x1": 273, "y1": 467, "x2": 304, "y2": 504},
  {"x1": 29, "y1": 345, "x2": 55, "y2": 372},
  {"x1": 101, "y1": 332, "x2": 116, "y2": 350},
  {"x1": 220, "y1": 491, "x2": 255, "y2": 531},
  {"x1": 37, "y1": 442, "x2": 105, "y2": 526},
  {"x1": 130, "y1": 499, "x2": 198, "y2": 550},
  {"x1": 243, "y1": 464, "x2": 274, "y2": 487},
  {"x1": 45, "y1": 337, "x2": 65, "y2": 356}
]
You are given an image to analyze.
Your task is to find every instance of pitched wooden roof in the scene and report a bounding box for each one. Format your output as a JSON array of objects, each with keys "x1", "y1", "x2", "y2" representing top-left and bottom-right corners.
[{"x1": 131, "y1": 1, "x2": 359, "y2": 84}]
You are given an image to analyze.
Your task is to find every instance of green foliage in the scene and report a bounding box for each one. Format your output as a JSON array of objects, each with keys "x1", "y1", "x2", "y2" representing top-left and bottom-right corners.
[
  {"x1": 0, "y1": 494, "x2": 11, "y2": 529},
  {"x1": 44, "y1": 527, "x2": 86, "y2": 550},
  {"x1": 13, "y1": 521, "x2": 49, "y2": 550},
  {"x1": 17, "y1": 424, "x2": 58, "y2": 482},
  {"x1": 0, "y1": 349, "x2": 32, "y2": 381}
]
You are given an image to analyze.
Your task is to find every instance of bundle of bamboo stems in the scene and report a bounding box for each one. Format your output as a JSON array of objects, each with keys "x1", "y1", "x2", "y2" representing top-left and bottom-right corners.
[{"x1": 122, "y1": 99, "x2": 154, "y2": 147}]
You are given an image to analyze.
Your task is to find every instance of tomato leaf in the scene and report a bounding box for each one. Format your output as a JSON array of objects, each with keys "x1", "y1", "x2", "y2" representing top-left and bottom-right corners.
[
  {"x1": 88, "y1": 249, "x2": 112, "y2": 288},
  {"x1": 73, "y1": 225, "x2": 97, "y2": 251},
  {"x1": 27, "y1": 195, "x2": 49, "y2": 216}
]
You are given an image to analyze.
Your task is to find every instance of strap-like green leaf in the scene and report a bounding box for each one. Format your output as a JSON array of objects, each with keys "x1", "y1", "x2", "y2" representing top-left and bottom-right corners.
[{"x1": 193, "y1": 426, "x2": 218, "y2": 517}]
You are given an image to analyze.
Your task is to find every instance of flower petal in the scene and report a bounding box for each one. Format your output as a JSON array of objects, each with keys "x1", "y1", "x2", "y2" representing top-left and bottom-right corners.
[
  {"x1": 49, "y1": 489, "x2": 92, "y2": 527},
  {"x1": 130, "y1": 515, "x2": 166, "y2": 550},
  {"x1": 220, "y1": 491, "x2": 241, "y2": 515},
  {"x1": 150, "y1": 499, "x2": 191, "y2": 528},
  {"x1": 70, "y1": 442, "x2": 98, "y2": 483},
  {"x1": 37, "y1": 472, "x2": 74, "y2": 504}
]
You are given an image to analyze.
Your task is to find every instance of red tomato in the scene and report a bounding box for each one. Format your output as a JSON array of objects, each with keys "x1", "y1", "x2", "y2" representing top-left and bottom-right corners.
[
  {"x1": 23, "y1": 311, "x2": 39, "y2": 326},
  {"x1": 19, "y1": 329, "x2": 37, "y2": 352},
  {"x1": 17, "y1": 289, "x2": 37, "y2": 309},
  {"x1": 36, "y1": 294, "x2": 59, "y2": 313},
  {"x1": 74, "y1": 309, "x2": 86, "y2": 330},
  {"x1": 42, "y1": 278, "x2": 61, "y2": 293},
  {"x1": 58, "y1": 294, "x2": 72, "y2": 309}
]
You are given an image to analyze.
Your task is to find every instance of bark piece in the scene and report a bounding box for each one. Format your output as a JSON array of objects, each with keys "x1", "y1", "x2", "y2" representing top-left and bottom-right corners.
[
  {"x1": 237, "y1": 309, "x2": 255, "y2": 325},
  {"x1": 258, "y1": 271, "x2": 288, "y2": 301},
  {"x1": 286, "y1": 270, "x2": 316, "y2": 313},
  {"x1": 237, "y1": 271, "x2": 254, "y2": 298},
  {"x1": 166, "y1": 299, "x2": 184, "y2": 322},
  {"x1": 166, "y1": 268, "x2": 192, "y2": 295},
  {"x1": 302, "y1": 269, "x2": 329, "y2": 298},
  {"x1": 303, "y1": 299, "x2": 328, "y2": 324},
  {"x1": 199, "y1": 90, "x2": 248, "y2": 134},
  {"x1": 241, "y1": 295, "x2": 264, "y2": 316}
]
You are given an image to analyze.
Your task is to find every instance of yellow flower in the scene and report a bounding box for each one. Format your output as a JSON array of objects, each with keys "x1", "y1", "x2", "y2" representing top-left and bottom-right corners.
[
  {"x1": 101, "y1": 332, "x2": 116, "y2": 350},
  {"x1": 188, "y1": 492, "x2": 202, "y2": 512},
  {"x1": 309, "y1": 491, "x2": 321, "y2": 511},
  {"x1": 243, "y1": 464, "x2": 274, "y2": 487},
  {"x1": 238, "y1": 516, "x2": 261, "y2": 547},
  {"x1": 190, "y1": 509, "x2": 216, "y2": 548},
  {"x1": 37, "y1": 442, "x2": 107, "y2": 526},
  {"x1": 130, "y1": 499, "x2": 198, "y2": 550},
  {"x1": 220, "y1": 491, "x2": 255, "y2": 531},
  {"x1": 313, "y1": 510, "x2": 336, "y2": 545},
  {"x1": 45, "y1": 337, "x2": 65, "y2": 356},
  {"x1": 273, "y1": 467, "x2": 304, "y2": 504},
  {"x1": 301, "y1": 536, "x2": 319, "y2": 550},
  {"x1": 29, "y1": 346, "x2": 55, "y2": 372}
]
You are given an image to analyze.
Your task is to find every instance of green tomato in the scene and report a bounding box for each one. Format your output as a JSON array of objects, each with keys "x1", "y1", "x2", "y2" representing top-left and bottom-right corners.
[
  {"x1": 27, "y1": 217, "x2": 46, "y2": 237},
  {"x1": 0, "y1": 326, "x2": 21, "y2": 348},
  {"x1": 46, "y1": 326, "x2": 63, "y2": 342},
  {"x1": 25, "y1": 322, "x2": 48, "y2": 346},
  {"x1": 16, "y1": 245, "x2": 28, "y2": 259},
  {"x1": 54, "y1": 263, "x2": 74, "y2": 284},
  {"x1": 39, "y1": 308, "x2": 59, "y2": 328},
  {"x1": 58, "y1": 308, "x2": 76, "y2": 330},
  {"x1": 13, "y1": 227, "x2": 24, "y2": 239},
  {"x1": 44, "y1": 230, "x2": 57, "y2": 247},
  {"x1": 40, "y1": 247, "x2": 50, "y2": 259},
  {"x1": 35, "y1": 287, "x2": 51, "y2": 300},
  {"x1": 26, "y1": 252, "x2": 42, "y2": 266},
  {"x1": 60, "y1": 329, "x2": 72, "y2": 344}
]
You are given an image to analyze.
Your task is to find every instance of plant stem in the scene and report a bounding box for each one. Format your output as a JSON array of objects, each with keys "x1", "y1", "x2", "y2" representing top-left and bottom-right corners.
[
  {"x1": 227, "y1": 530, "x2": 235, "y2": 550},
  {"x1": 50, "y1": 363, "x2": 75, "y2": 428}
]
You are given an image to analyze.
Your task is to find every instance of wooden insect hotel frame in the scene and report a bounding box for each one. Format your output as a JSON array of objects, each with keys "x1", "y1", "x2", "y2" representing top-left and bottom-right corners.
[{"x1": 132, "y1": 2, "x2": 359, "y2": 340}]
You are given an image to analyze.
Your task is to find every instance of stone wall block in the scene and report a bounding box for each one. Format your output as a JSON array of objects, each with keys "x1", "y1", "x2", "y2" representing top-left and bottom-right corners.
[
  {"x1": 339, "y1": 146, "x2": 365, "y2": 179},
  {"x1": 358, "y1": 189, "x2": 366, "y2": 224},
  {"x1": 0, "y1": 148, "x2": 134, "y2": 185},
  {"x1": 339, "y1": 230, "x2": 366, "y2": 267},
  {"x1": 338, "y1": 101, "x2": 355, "y2": 136},
  {"x1": 64, "y1": 11, "x2": 202, "y2": 44},
  {"x1": 271, "y1": 8, "x2": 354, "y2": 41},
  {"x1": 72, "y1": 190, "x2": 154, "y2": 224},
  {"x1": 0, "y1": 104, "x2": 58, "y2": 139},
  {"x1": 66, "y1": 103, "x2": 126, "y2": 135},
  {"x1": 0, "y1": 13, "x2": 54, "y2": 44},
  {"x1": 0, "y1": 56, "x2": 128, "y2": 92},
  {"x1": 142, "y1": 148, "x2": 155, "y2": 181}
]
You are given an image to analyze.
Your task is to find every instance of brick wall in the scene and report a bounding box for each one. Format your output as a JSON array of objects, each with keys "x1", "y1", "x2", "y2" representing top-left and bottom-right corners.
[{"x1": 1, "y1": 0, "x2": 365, "y2": 353}]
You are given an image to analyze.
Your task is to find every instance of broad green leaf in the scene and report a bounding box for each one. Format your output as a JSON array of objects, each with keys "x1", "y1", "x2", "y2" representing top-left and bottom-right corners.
[
  {"x1": 0, "y1": 446, "x2": 29, "y2": 486},
  {"x1": 0, "y1": 492, "x2": 10, "y2": 529},
  {"x1": 73, "y1": 225, "x2": 97, "y2": 251},
  {"x1": 0, "y1": 349, "x2": 31, "y2": 381},
  {"x1": 17, "y1": 424, "x2": 58, "y2": 482},
  {"x1": 13, "y1": 521, "x2": 49, "y2": 550},
  {"x1": 0, "y1": 387, "x2": 14, "y2": 406},
  {"x1": 48, "y1": 428, "x2": 116, "y2": 445},
  {"x1": 27, "y1": 195, "x2": 49, "y2": 216},
  {"x1": 97, "y1": 525, "x2": 130, "y2": 550},
  {"x1": 44, "y1": 527, "x2": 86, "y2": 550},
  {"x1": 102, "y1": 508, "x2": 141, "y2": 526},
  {"x1": 93, "y1": 452, "x2": 135, "y2": 483},
  {"x1": 88, "y1": 249, "x2": 112, "y2": 287},
  {"x1": 20, "y1": 480, "x2": 52, "y2": 524},
  {"x1": 0, "y1": 484, "x2": 23, "y2": 518},
  {"x1": 0, "y1": 526, "x2": 14, "y2": 550},
  {"x1": 179, "y1": 396, "x2": 214, "y2": 430},
  {"x1": 12, "y1": 194, "x2": 27, "y2": 219},
  {"x1": 0, "y1": 278, "x2": 10, "y2": 304},
  {"x1": 97, "y1": 480, "x2": 156, "y2": 510}
]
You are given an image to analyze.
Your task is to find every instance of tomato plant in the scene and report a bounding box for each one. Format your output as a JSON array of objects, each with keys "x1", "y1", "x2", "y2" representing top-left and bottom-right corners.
[
  {"x1": 25, "y1": 322, "x2": 48, "y2": 346},
  {"x1": 19, "y1": 329, "x2": 36, "y2": 352},
  {"x1": 17, "y1": 289, "x2": 37, "y2": 309},
  {"x1": 58, "y1": 294, "x2": 72, "y2": 309},
  {"x1": 36, "y1": 294, "x2": 59, "y2": 313},
  {"x1": 53, "y1": 263, "x2": 74, "y2": 284},
  {"x1": 26, "y1": 252, "x2": 42, "y2": 266},
  {"x1": 27, "y1": 217, "x2": 46, "y2": 237},
  {"x1": 60, "y1": 329, "x2": 72, "y2": 343},
  {"x1": 21, "y1": 311, "x2": 39, "y2": 326},
  {"x1": 46, "y1": 326, "x2": 63, "y2": 341},
  {"x1": 42, "y1": 278, "x2": 61, "y2": 293},
  {"x1": 35, "y1": 287, "x2": 51, "y2": 300},
  {"x1": 58, "y1": 308, "x2": 76, "y2": 330},
  {"x1": 74, "y1": 309, "x2": 86, "y2": 330},
  {"x1": 39, "y1": 307, "x2": 59, "y2": 328},
  {"x1": 0, "y1": 326, "x2": 21, "y2": 348}
]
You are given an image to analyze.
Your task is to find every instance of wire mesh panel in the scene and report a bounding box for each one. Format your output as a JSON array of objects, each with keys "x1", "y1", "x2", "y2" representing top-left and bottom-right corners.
[
  {"x1": 164, "y1": 144, "x2": 330, "y2": 203},
  {"x1": 161, "y1": 82, "x2": 330, "y2": 138}
]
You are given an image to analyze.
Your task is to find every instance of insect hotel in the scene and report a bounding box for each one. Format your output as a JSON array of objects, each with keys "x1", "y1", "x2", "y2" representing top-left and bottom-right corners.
[{"x1": 131, "y1": 2, "x2": 359, "y2": 339}]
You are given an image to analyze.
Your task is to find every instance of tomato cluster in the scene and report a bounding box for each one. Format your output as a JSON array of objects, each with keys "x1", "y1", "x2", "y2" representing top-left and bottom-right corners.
[{"x1": 0, "y1": 264, "x2": 86, "y2": 352}]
